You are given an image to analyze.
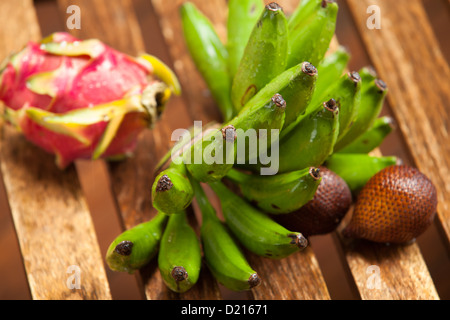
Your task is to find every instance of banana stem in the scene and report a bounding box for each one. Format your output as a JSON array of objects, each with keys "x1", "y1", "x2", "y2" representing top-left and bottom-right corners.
[
  {"x1": 225, "y1": 168, "x2": 249, "y2": 184},
  {"x1": 189, "y1": 173, "x2": 219, "y2": 222}
]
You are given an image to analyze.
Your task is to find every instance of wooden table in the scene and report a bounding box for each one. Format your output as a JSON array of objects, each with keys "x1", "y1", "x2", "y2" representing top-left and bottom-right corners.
[{"x1": 0, "y1": 0, "x2": 448, "y2": 300}]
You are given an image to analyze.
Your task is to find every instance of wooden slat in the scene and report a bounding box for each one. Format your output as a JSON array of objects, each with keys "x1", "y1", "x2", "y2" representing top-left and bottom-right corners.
[
  {"x1": 152, "y1": 0, "x2": 330, "y2": 300},
  {"x1": 335, "y1": 222, "x2": 439, "y2": 300},
  {"x1": 246, "y1": 248, "x2": 331, "y2": 300},
  {"x1": 346, "y1": 0, "x2": 450, "y2": 245},
  {"x1": 0, "y1": 0, "x2": 111, "y2": 300},
  {"x1": 327, "y1": 30, "x2": 440, "y2": 298},
  {"x1": 56, "y1": 0, "x2": 221, "y2": 300},
  {"x1": 335, "y1": 177, "x2": 439, "y2": 299}
]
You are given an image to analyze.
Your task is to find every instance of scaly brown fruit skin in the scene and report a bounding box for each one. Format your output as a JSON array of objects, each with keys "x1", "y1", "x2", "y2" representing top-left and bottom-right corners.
[
  {"x1": 274, "y1": 167, "x2": 352, "y2": 237},
  {"x1": 342, "y1": 165, "x2": 437, "y2": 244}
]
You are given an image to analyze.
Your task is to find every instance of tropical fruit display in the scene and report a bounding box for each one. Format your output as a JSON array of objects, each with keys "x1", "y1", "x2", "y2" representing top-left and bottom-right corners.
[{"x1": 89, "y1": 0, "x2": 437, "y2": 293}]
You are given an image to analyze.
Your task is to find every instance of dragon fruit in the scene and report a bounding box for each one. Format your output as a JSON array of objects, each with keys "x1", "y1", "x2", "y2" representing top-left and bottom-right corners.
[{"x1": 0, "y1": 32, "x2": 180, "y2": 168}]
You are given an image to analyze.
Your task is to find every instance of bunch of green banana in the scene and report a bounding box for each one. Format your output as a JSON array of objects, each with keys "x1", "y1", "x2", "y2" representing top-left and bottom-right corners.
[{"x1": 105, "y1": 0, "x2": 398, "y2": 294}]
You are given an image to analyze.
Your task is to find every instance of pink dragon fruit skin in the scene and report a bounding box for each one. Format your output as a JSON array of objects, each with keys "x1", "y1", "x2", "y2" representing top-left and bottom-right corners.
[{"x1": 0, "y1": 32, "x2": 180, "y2": 168}]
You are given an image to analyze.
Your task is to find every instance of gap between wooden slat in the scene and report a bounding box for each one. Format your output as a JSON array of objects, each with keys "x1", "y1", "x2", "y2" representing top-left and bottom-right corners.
[
  {"x1": 74, "y1": 160, "x2": 147, "y2": 300},
  {"x1": 0, "y1": 169, "x2": 31, "y2": 299}
]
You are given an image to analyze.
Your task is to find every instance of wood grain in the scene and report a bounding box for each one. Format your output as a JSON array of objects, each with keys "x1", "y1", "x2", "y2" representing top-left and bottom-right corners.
[
  {"x1": 56, "y1": 0, "x2": 221, "y2": 299},
  {"x1": 346, "y1": 0, "x2": 450, "y2": 245},
  {"x1": 335, "y1": 174, "x2": 439, "y2": 300},
  {"x1": 335, "y1": 228, "x2": 439, "y2": 300},
  {"x1": 336, "y1": 192, "x2": 439, "y2": 300},
  {"x1": 0, "y1": 0, "x2": 111, "y2": 300},
  {"x1": 246, "y1": 248, "x2": 330, "y2": 300},
  {"x1": 335, "y1": 176, "x2": 439, "y2": 300}
]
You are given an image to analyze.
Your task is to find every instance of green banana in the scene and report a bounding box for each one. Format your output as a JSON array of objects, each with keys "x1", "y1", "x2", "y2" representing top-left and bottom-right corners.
[
  {"x1": 358, "y1": 65, "x2": 378, "y2": 84},
  {"x1": 334, "y1": 69, "x2": 388, "y2": 152},
  {"x1": 184, "y1": 121, "x2": 236, "y2": 183},
  {"x1": 271, "y1": 99, "x2": 340, "y2": 174},
  {"x1": 180, "y1": 2, "x2": 234, "y2": 121},
  {"x1": 155, "y1": 121, "x2": 221, "y2": 172},
  {"x1": 209, "y1": 181, "x2": 308, "y2": 259},
  {"x1": 281, "y1": 62, "x2": 318, "y2": 129},
  {"x1": 324, "y1": 153, "x2": 398, "y2": 193},
  {"x1": 233, "y1": 93, "x2": 286, "y2": 166},
  {"x1": 158, "y1": 210, "x2": 202, "y2": 293},
  {"x1": 334, "y1": 71, "x2": 362, "y2": 141},
  {"x1": 282, "y1": 70, "x2": 360, "y2": 142},
  {"x1": 106, "y1": 212, "x2": 168, "y2": 274},
  {"x1": 338, "y1": 116, "x2": 395, "y2": 154},
  {"x1": 185, "y1": 92, "x2": 286, "y2": 182},
  {"x1": 313, "y1": 71, "x2": 362, "y2": 142},
  {"x1": 190, "y1": 176, "x2": 261, "y2": 291},
  {"x1": 288, "y1": 0, "x2": 323, "y2": 25},
  {"x1": 226, "y1": 167, "x2": 322, "y2": 214},
  {"x1": 152, "y1": 162, "x2": 194, "y2": 215},
  {"x1": 239, "y1": 61, "x2": 318, "y2": 131},
  {"x1": 287, "y1": 0, "x2": 338, "y2": 69},
  {"x1": 227, "y1": 0, "x2": 265, "y2": 80},
  {"x1": 231, "y1": 2, "x2": 289, "y2": 110},
  {"x1": 314, "y1": 46, "x2": 351, "y2": 102}
]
